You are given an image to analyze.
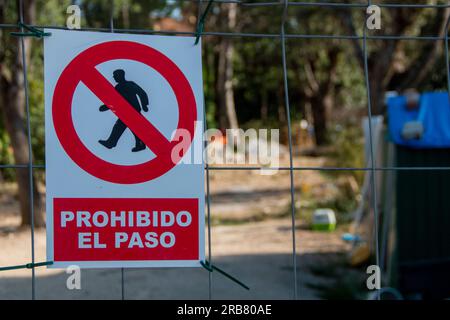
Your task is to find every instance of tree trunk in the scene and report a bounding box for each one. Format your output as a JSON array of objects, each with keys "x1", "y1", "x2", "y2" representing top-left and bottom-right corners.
[
  {"x1": 311, "y1": 95, "x2": 328, "y2": 146},
  {"x1": 277, "y1": 87, "x2": 288, "y2": 144},
  {"x1": 224, "y1": 3, "x2": 238, "y2": 130},
  {"x1": 215, "y1": 3, "x2": 238, "y2": 131},
  {"x1": 216, "y1": 40, "x2": 228, "y2": 131},
  {"x1": 121, "y1": 3, "x2": 130, "y2": 29},
  {"x1": 260, "y1": 90, "x2": 268, "y2": 122},
  {"x1": 0, "y1": 0, "x2": 44, "y2": 227},
  {"x1": 301, "y1": 48, "x2": 338, "y2": 146},
  {"x1": 368, "y1": 66, "x2": 387, "y2": 115},
  {"x1": 224, "y1": 40, "x2": 238, "y2": 129}
]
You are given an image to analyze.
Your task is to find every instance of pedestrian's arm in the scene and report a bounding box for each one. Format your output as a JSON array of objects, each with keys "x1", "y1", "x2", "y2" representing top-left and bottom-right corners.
[{"x1": 136, "y1": 85, "x2": 149, "y2": 112}]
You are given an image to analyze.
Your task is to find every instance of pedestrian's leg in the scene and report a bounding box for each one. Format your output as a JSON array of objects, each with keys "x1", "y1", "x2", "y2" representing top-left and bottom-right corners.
[
  {"x1": 99, "y1": 120, "x2": 126, "y2": 148},
  {"x1": 132, "y1": 132, "x2": 144, "y2": 147},
  {"x1": 131, "y1": 131, "x2": 146, "y2": 152}
]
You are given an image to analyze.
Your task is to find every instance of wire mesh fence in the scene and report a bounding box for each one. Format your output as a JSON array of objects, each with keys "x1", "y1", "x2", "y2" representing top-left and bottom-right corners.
[{"x1": 0, "y1": 0, "x2": 449, "y2": 300}]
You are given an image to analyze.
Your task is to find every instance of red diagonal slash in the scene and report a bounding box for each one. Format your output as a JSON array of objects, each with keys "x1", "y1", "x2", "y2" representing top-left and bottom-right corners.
[{"x1": 81, "y1": 67, "x2": 172, "y2": 155}]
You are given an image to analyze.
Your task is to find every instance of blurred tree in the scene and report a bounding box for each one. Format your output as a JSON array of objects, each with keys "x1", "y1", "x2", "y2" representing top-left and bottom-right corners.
[
  {"x1": 288, "y1": 7, "x2": 349, "y2": 146},
  {"x1": 340, "y1": 1, "x2": 450, "y2": 115},
  {"x1": 81, "y1": 0, "x2": 167, "y2": 30},
  {"x1": 198, "y1": 1, "x2": 239, "y2": 131},
  {"x1": 0, "y1": 0, "x2": 44, "y2": 227}
]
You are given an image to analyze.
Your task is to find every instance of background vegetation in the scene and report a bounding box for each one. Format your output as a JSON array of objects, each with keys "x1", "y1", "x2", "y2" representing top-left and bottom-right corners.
[{"x1": 0, "y1": 0, "x2": 449, "y2": 226}]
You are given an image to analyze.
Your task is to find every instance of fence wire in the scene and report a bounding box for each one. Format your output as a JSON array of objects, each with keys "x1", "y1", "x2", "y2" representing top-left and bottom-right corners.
[{"x1": 0, "y1": 0, "x2": 449, "y2": 300}]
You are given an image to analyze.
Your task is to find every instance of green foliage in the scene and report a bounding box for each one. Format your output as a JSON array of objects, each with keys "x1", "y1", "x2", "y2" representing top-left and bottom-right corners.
[
  {"x1": 298, "y1": 187, "x2": 357, "y2": 225},
  {"x1": 300, "y1": 125, "x2": 366, "y2": 221},
  {"x1": 0, "y1": 0, "x2": 447, "y2": 184},
  {"x1": 0, "y1": 128, "x2": 15, "y2": 181},
  {"x1": 326, "y1": 125, "x2": 365, "y2": 184},
  {"x1": 81, "y1": 0, "x2": 169, "y2": 29},
  {"x1": 30, "y1": 78, "x2": 45, "y2": 165}
]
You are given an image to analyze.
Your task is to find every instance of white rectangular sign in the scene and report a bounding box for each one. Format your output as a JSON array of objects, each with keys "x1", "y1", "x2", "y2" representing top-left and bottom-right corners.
[{"x1": 44, "y1": 29, "x2": 205, "y2": 268}]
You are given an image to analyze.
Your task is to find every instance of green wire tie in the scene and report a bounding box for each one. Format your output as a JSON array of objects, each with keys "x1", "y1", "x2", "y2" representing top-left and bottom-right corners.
[
  {"x1": 0, "y1": 261, "x2": 53, "y2": 272},
  {"x1": 200, "y1": 260, "x2": 250, "y2": 290},
  {"x1": 11, "y1": 22, "x2": 51, "y2": 38},
  {"x1": 194, "y1": 0, "x2": 214, "y2": 45}
]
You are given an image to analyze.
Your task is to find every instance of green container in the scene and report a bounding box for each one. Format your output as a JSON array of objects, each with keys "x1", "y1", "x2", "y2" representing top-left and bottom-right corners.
[
  {"x1": 312, "y1": 209, "x2": 336, "y2": 232},
  {"x1": 312, "y1": 223, "x2": 336, "y2": 232}
]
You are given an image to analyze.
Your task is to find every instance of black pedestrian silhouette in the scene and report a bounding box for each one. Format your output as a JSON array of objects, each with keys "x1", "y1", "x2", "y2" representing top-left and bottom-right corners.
[{"x1": 98, "y1": 69, "x2": 149, "y2": 152}]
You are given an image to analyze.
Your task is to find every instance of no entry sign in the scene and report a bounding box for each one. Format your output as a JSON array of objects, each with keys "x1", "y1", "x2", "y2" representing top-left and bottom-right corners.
[
  {"x1": 44, "y1": 29, "x2": 204, "y2": 268},
  {"x1": 53, "y1": 40, "x2": 197, "y2": 184}
]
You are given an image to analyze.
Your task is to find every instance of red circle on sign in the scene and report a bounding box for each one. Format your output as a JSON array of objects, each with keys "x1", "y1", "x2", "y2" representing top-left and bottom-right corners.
[{"x1": 52, "y1": 41, "x2": 197, "y2": 184}]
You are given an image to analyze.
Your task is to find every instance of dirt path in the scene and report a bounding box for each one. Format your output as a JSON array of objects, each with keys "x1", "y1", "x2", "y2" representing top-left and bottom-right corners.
[
  {"x1": 0, "y1": 218, "x2": 346, "y2": 300},
  {"x1": 0, "y1": 155, "x2": 352, "y2": 299}
]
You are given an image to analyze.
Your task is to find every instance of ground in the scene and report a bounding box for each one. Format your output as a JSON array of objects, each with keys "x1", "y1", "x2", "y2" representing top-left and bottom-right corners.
[{"x1": 0, "y1": 155, "x2": 363, "y2": 300}]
